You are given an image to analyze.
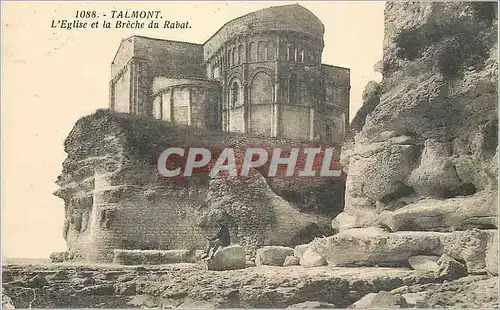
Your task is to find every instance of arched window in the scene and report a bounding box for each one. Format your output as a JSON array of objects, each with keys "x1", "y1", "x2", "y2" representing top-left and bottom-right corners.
[
  {"x1": 249, "y1": 42, "x2": 257, "y2": 62},
  {"x1": 294, "y1": 45, "x2": 300, "y2": 62},
  {"x1": 300, "y1": 50, "x2": 305, "y2": 62},
  {"x1": 289, "y1": 73, "x2": 300, "y2": 105},
  {"x1": 232, "y1": 48, "x2": 237, "y2": 66},
  {"x1": 228, "y1": 50, "x2": 232, "y2": 67},
  {"x1": 257, "y1": 41, "x2": 266, "y2": 61},
  {"x1": 325, "y1": 121, "x2": 335, "y2": 141},
  {"x1": 231, "y1": 81, "x2": 239, "y2": 107},
  {"x1": 213, "y1": 62, "x2": 220, "y2": 79}
]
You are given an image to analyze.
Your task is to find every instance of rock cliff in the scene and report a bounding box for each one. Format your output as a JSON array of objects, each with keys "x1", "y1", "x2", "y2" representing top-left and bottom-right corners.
[
  {"x1": 339, "y1": 2, "x2": 498, "y2": 232},
  {"x1": 54, "y1": 110, "x2": 344, "y2": 262}
]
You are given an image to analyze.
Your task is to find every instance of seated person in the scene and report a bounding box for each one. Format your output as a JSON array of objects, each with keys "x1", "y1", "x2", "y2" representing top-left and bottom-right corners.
[{"x1": 201, "y1": 218, "x2": 230, "y2": 259}]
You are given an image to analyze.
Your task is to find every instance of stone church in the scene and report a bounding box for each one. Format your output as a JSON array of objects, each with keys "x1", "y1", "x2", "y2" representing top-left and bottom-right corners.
[{"x1": 109, "y1": 4, "x2": 350, "y2": 142}]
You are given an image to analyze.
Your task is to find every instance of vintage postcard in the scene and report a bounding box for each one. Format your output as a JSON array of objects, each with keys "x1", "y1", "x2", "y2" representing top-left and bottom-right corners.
[{"x1": 1, "y1": 1, "x2": 498, "y2": 308}]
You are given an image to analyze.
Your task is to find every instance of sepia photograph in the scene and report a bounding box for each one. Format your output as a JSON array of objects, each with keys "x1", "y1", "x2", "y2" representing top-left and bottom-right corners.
[{"x1": 1, "y1": 1, "x2": 498, "y2": 308}]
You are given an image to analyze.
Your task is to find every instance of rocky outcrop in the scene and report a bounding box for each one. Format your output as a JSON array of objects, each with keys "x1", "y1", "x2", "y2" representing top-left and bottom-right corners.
[
  {"x1": 340, "y1": 2, "x2": 498, "y2": 230},
  {"x1": 204, "y1": 245, "x2": 246, "y2": 271},
  {"x1": 55, "y1": 110, "x2": 343, "y2": 262},
  {"x1": 377, "y1": 190, "x2": 498, "y2": 232},
  {"x1": 112, "y1": 249, "x2": 196, "y2": 265},
  {"x1": 386, "y1": 275, "x2": 498, "y2": 308},
  {"x1": 350, "y1": 275, "x2": 498, "y2": 308},
  {"x1": 308, "y1": 227, "x2": 496, "y2": 273},
  {"x1": 1, "y1": 263, "x2": 460, "y2": 308}
]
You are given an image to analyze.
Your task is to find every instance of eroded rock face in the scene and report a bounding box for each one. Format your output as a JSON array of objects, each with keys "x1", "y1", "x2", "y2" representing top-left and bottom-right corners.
[{"x1": 341, "y1": 2, "x2": 498, "y2": 229}]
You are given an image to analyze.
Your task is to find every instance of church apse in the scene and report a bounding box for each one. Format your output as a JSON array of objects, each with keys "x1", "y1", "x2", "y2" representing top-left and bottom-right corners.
[{"x1": 109, "y1": 4, "x2": 350, "y2": 142}]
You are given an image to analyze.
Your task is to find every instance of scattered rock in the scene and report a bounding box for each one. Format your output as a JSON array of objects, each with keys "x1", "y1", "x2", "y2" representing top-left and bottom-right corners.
[
  {"x1": 245, "y1": 260, "x2": 256, "y2": 268},
  {"x1": 390, "y1": 275, "x2": 498, "y2": 308},
  {"x1": 26, "y1": 274, "x2": 48, "y2": 288},
  {"x1": 255, "y1": 246, "x2": 294, "y2": 266},
  {"x1": 350, "y1": 291, "x2": 408, "y2": 308},
  {"x1": 332, "y1": 212, "x2": 359, "y2": 231},
  {"x1": 2, "y1": 289, "x2": 15, "y2": 309},
  {"x1": 283, "y1": 256, "x2": 300, "y2": 267},
  {"x1": 205, "y1": 245, "x2": 246, "y2": 271},
  {"x1": 300, "y1": 247, "x2": 327, "y2": 268},
  {"x1": 294, "y1": 244, "x2": 309, "y2": 260},
  {"x1": 485, "y1": 231, "x2": 498, "y2": 275},
  {"x1": 408, "y1": 255, "x2": 440, "y2": 272},
  {"x1": 1, "y1": 298, "x2": 14, "y2": 309},
  {"x1": 288, "y1": 301, "x2": 336, "y2": 308},
  {"x1": 48, "y1": 270, "x2": 69, "y2": 281},
  {"x1": 79, "y1": 284, "x2": 115, "y2": 296},
  {"x1": 114, "y1": 282, "x2": 137, "y2": 295},
  {"x1": 113, "y1": 249, "x2": 194, "y2": 265},
  {"x1": 49, "y1": 251, "x2": 70, "y2": 263},
  {"x1": 436, "y1": 254, "x2": 468, "y2": 281}
]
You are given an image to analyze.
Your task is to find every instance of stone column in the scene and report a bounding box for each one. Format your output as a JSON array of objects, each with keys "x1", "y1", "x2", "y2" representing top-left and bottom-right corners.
[
  {"x1": 242, "y1": 81, "x2": 249, "y2": 133},
  {"x1": 309, "y1": 108, "x2": 315, "y2": 141},
  {"x1": 187, "y1": 88, "x2": 192, "y2": 126},
  {"x1": 170, "y1": 87, "x2": 175, "y2": 123},
  {"x1": 272, "y1": 35, "x2": 281, "y2": 138},
  {"x1": 243, "y1": 38, "x2": 249, "y2": 133}
]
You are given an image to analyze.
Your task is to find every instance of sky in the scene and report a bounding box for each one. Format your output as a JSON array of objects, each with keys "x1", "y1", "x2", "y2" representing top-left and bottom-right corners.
[{"x1": 1, "y1": 1, "x2": 385, "y2": 259}]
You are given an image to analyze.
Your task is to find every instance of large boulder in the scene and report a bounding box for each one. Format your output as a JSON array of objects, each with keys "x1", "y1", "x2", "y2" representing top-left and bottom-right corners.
[
  {"x1": 294, "y1": 244, "x2": 309, "y2": 260},
  {"x1": 309, "y1": 227, "x2": 496, "y2": 272},
  {"x1": 205, "y1": 245, "x2": 246, "y2": 271},
  {"x1": 255, "y1": 246, "x2": 294, "y2": 266},
  {"x1": 378, "y1": 190, "x2": 497, "y2": 232}
]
